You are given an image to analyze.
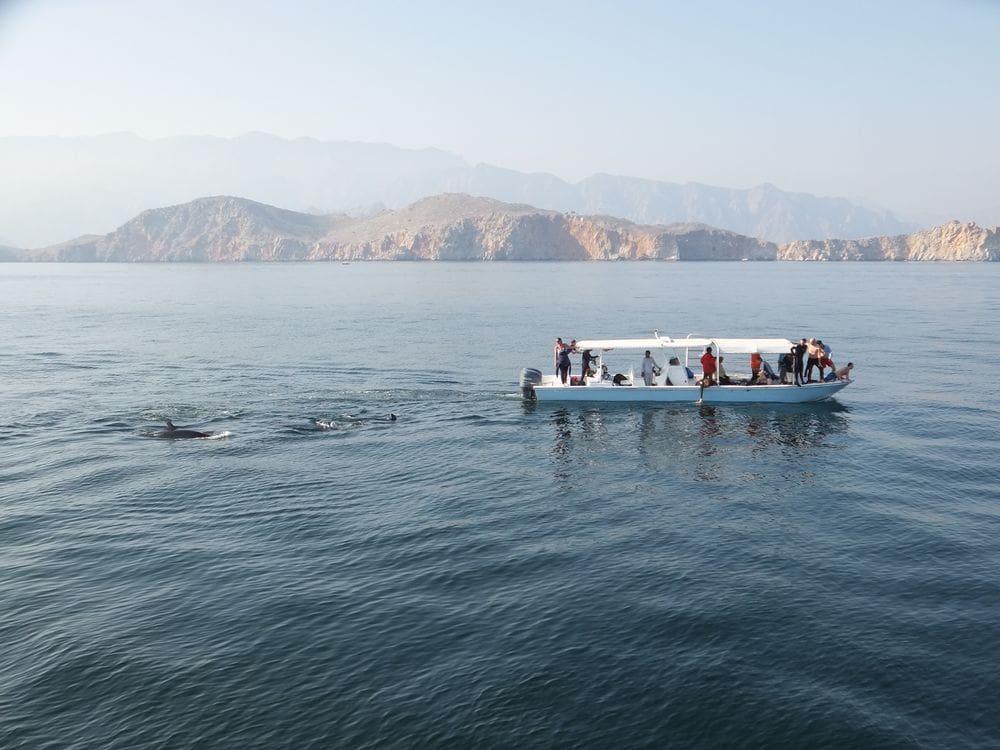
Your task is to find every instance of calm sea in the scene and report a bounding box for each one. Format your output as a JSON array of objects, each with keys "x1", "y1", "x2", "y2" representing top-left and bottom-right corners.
[{"x1": 2, "y1": 262, "x2": 999, "y2": 749}]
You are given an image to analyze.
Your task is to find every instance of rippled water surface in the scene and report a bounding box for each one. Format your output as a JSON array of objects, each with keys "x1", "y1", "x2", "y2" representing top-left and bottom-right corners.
[{"x1": 2, "y1": 262, "x2": 999, "y2": 748}]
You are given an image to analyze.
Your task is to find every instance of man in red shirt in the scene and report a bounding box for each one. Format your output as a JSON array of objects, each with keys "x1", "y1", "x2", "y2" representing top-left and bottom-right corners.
[{"x1": 697, "y1": 346, "x2": 717, "y2": 403}]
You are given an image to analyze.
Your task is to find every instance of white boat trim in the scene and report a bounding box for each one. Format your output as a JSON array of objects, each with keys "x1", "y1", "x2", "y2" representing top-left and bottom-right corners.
[{"x1": 531, "y1": 380, "x2": 849, "y2": 404}]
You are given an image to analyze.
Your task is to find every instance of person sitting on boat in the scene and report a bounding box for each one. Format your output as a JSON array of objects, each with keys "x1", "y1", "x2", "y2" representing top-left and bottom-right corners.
[
  {"x1": 664, "y1": 357, "x2": 691, "y2": 386},
  {"x1": 761, "y1": 358, "x2": 777, "y2": 384},
  {"x1": 750, "y1": 350, "x2": 762, "y2": 381},
  {"x1": 778, "y1": 349, "x2": 793, "y2": 384},
  {"x1": 640, "y1": 350, "x2": 661, "y2": 386},
  {"x1": 835, "y1": 362, "x2": 854, "y2": 381},
  {"x1": 600, "y1": 364, "x2": 612, "y2": 381},
  {"x1": 697, "y1": 346, "x2": 717, "y2": 403},
  {"x1": 717, "y1": 356, "x2": 733, "y2": 385}
]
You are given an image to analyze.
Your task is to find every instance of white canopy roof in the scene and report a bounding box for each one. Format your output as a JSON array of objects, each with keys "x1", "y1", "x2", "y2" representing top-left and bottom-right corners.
[{"x1": 574, "y1": 335, "x2": 795, "y2": 354}]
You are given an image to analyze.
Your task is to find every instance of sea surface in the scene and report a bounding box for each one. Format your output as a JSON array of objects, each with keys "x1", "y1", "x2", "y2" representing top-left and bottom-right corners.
[{"x1": 1, "y1": 261, "x2": 999, "y2": 749}]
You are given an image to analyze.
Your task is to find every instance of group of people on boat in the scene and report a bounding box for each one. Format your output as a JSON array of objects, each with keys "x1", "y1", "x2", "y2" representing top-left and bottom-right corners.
[
  {"x1": 554, "y1": 337, "x2": 601, "y2": 384},
  {"x1": 557, "y1": 335, "x2": 854, "y2": 389},
  {"x1": 776, "y1": 338, "x2": 855, "y2": 386}
]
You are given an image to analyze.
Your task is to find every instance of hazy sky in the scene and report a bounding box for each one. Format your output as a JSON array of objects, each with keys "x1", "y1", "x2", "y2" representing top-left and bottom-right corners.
[{"x1": 1, "y1": 0, "x2": 997, "y2": 224}]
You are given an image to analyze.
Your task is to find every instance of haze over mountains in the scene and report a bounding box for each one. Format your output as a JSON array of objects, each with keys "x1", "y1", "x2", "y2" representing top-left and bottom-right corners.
[
  {"x1": 0, "y1": 133, "x2": 917, "y2": 248},
  {"x1": 12, "y1": 194, "x2": 996, "y2": 263}
]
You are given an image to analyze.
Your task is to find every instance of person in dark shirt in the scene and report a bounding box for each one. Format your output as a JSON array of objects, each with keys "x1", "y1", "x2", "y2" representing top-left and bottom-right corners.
[
  {"x1": 581, "y1": 349, "x2": 598, "y2": 379},
  {"x1": 793, "y1": 339, "x2": 807, "y2": 386},
  {"x1": 779, "y1": 348, "x2": 794, "y2": 384},
  {"x1": 556, "y1": 343, "x2": 571, "y2": 384}
]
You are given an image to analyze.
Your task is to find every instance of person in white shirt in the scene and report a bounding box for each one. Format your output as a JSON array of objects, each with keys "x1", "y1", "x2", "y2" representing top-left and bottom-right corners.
[{"x1": 640, "y1": 350, "x2": 660, "y2": 386}]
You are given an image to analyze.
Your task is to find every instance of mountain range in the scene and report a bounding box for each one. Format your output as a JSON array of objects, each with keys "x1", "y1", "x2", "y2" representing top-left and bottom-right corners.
[
  {"x1": 9, "y1": 194, "x2": 997, "y2": 263},
  {"x1": 0, "y1": 133, "x2": 916, "y2": 247}
]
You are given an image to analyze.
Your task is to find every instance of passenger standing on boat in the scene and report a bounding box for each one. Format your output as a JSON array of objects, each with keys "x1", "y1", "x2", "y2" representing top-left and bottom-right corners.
[
  {"x1": 818, "y1": 344, "x2": 835, "y2": 380},
  {"x1": 779, "y1": 348, "x2": 794, "y2": 384},
  {"x1": 804, "y1": 338, "x2": 822, "y2": 382},
  {"x1": 581, "y1": 348, "x2": 598, "y2": 379},
  {"x1": 556, "y1": 342, "x2": 572, "y2": 384},
  {"x1": 697, "y1": 346, "x2": 717, "y2": 402},
  {"x1": 793, "y1": 339, "x2": 807, "y2": 386},
  {"x1": 553, "y1": 338, "x2": 564, "y2": 375},
  {"x1": 640, "y1": 350, "x2": 660, "y2": 386}
]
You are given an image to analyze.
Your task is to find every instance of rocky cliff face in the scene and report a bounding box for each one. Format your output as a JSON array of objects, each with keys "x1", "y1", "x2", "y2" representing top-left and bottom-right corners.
[
  {"x1": 23, "y1": 194, "x2": 777, "y2": 262},
  {"x1": 13, "y1": 195, "x2": 997, "y2": 262},
  {"x1": 778, "y1": 221, "x2": 999, "y2": 261}
]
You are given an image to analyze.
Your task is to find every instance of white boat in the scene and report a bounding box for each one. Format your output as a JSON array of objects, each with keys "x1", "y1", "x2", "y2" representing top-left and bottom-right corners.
[{"x1": 520, "y1": 333, "x2": 851, "y2": 404}]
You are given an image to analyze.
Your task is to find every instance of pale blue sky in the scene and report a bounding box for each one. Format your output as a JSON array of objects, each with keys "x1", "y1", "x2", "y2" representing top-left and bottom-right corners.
[{"x1": 1, "y1": 0, "x2": 997, "y2": 223}]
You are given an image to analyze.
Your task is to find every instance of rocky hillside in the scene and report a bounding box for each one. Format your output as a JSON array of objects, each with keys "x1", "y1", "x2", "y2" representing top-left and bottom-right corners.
[
  {"x1": 0, "y1": 133, "x2": 915, "y2": 247},
  {"x1": 10, "y1": 194, "x2": 996, "y2": 262},
  {"x1": 20, "y1": 194, "x2": 777, "y2": 262},
  {"x1": 779, "y1": 221, "x2": 999, "y2": 261}
]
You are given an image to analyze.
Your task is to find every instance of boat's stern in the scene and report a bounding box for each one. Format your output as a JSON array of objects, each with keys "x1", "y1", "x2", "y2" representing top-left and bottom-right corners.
[{"x1": 519, "y1": 367, "x2": 543, "y2": 399}]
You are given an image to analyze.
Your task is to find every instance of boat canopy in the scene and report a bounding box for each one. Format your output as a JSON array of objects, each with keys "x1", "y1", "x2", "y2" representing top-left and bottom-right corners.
[{"x1": 574, "y1": 336, "x2": 795, "y2": 354}]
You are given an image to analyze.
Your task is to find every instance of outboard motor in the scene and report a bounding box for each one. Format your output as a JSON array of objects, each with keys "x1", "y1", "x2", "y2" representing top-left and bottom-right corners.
[{"x1": 519, "y1": 367, "x2": 542, "y2": 399}]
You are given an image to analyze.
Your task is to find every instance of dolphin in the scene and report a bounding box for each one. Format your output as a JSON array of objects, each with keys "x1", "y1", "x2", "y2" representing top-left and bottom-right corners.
[
  {"x1": 152, "y1": 419, "x2": 211, "y2": 439},
  {"x1": 312, "y1": 413, "x2": 397, "y2": 430}
]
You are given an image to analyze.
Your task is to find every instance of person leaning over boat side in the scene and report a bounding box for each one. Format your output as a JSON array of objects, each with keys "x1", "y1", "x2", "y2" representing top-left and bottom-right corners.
[
  {"x1": 815, "y1": 339, "x2": 828, "y2": 380},
  {"x1": 817, "y1": 340, "x2": 834, "y2": 380},
  {"x1": 793, "y1": 339, "x2": 807, "y2": 386},
  {"x1": 696, "y1": 346, "x2": 717, "y2": 403},
  {"x1": 835, "y1": 362, "x2": 855, "y2": 381},
  {"x1": 640, "y1": 350, "x2": 660, "y2": 386}
]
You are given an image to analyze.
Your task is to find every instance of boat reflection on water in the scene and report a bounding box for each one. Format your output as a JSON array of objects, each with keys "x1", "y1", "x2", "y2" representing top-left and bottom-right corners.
[{"x1": 544, "y1": 402, "x2": 851, "y2": 482}]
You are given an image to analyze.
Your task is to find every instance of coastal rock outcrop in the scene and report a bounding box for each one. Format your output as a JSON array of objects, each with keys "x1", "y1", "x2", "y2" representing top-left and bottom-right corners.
[{"x1": 778, "y1": 221, "x2": 999, "y2": 261}]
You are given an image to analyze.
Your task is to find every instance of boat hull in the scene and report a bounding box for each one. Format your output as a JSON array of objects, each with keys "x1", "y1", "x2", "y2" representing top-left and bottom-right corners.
[{"x1": 532, "y1": 381, "x2": 848, "y2": 404}]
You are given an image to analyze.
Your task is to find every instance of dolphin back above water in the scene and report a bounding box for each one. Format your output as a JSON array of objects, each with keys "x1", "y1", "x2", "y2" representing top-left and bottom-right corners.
[
  {"x1": 152, "y1": 419, "x2": 211, "y2": 439},
  {"x1": 313, "y1": 413, "x2": 398, "y2": 430}
]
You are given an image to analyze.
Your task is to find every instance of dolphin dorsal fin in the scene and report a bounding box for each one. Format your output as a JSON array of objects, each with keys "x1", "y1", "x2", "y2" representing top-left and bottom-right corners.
[{"x1": 166, "y1": 420, "x2": 176, "y2": 430}]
